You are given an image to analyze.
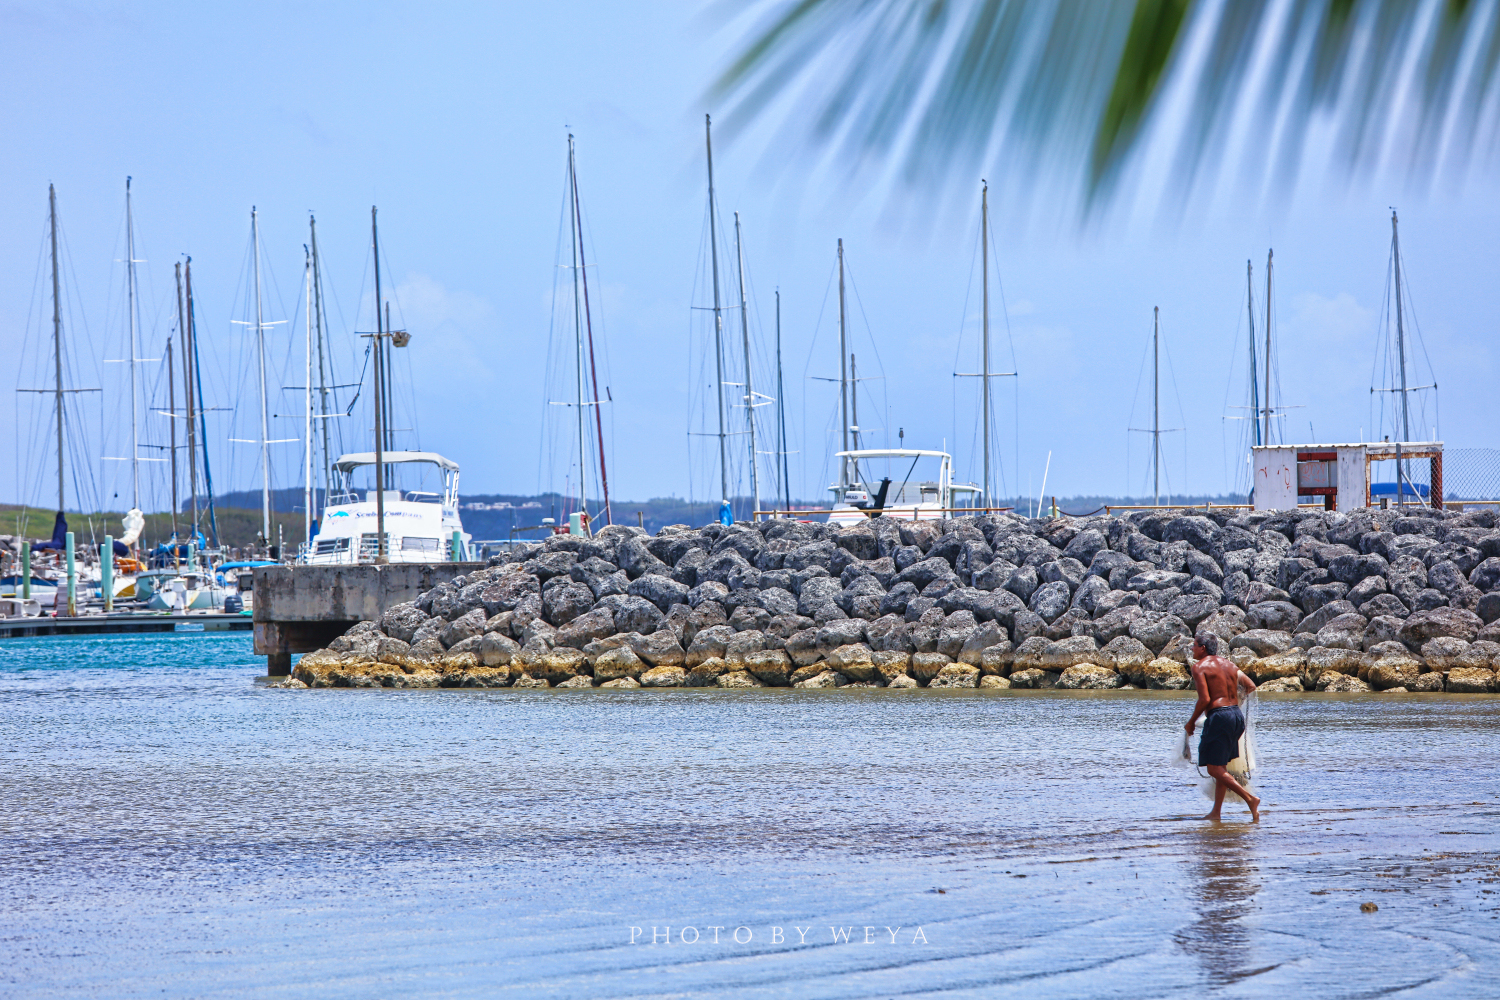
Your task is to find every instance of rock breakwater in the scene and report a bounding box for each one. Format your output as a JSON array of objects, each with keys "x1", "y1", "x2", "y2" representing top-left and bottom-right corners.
[{"x1": 287, "y1": 507, "x2": 1500, "y2": 694}]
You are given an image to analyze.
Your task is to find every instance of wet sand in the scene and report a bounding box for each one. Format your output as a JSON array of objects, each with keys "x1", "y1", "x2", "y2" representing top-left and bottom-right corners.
[{"x1": 2, "y1": 633, "x2": 1498, "y2": 997}]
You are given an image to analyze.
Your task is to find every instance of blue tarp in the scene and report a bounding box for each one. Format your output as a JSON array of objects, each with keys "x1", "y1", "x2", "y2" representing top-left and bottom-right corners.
[{"x1": 1370, "y1": 481, "x2": 1429, "y2": 498}]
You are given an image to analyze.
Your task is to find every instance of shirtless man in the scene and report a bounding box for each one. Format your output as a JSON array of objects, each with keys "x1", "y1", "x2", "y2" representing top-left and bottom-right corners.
[{"x1": 1185, "y1": 632, "x2": 1261, "y2": 822}]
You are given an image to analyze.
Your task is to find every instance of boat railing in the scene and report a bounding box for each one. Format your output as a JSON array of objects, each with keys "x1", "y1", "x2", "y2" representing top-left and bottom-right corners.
[
  {"x1": 326, "y1": 492, "x2": 360, "y2": 507},
  {"x1": 404, "y1": 491, "x2": 442, "y2": 504},
  {"x1": 754, "y1": 506, "x2": 1016, "y2": 521}
]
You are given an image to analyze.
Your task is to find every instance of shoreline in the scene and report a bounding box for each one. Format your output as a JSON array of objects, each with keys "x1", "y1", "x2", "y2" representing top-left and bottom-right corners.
[{"x1": 282, "y1": 507, "x2": 1500, "y2": 696}]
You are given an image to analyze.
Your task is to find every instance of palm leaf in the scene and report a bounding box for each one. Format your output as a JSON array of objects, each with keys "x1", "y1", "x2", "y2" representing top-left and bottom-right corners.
[{"x1": 711, "y1": 0, "x2": 1500, "y2": 210}]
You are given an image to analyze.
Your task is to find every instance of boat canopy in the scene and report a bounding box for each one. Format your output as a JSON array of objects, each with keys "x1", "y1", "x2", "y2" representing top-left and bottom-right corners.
[
  {"x1": 835, "y1": 449, "x2": 950, "y2": 460},
  {"x1": 332, "y1": 451, "x2": 460, "y2": 473}
]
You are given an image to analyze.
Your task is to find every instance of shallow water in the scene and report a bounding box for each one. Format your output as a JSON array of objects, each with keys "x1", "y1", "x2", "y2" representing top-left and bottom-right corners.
[{"x1": 2, "y1": 633, "x2": 1498, "y2": 998}]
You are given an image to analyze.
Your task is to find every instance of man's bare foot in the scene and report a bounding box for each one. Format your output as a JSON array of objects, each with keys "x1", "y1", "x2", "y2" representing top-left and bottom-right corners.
[{"x1": 1247, "y1": 795, "x2": 1261, "y2": 822}]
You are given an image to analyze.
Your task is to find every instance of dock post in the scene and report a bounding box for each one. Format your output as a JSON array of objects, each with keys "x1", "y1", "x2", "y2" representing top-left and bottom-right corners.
[
  {"x1": 102, "y1": 535, "x2": 114, "y2": 612},
  {"x1": 65, "y1": 531, "x2": 76, "y2": 617},
  {"x1": 21, "y1": 543, "x2": 30, "y2": 600},
  {"x1": 451, "y1": 530, "x2": 461, "y2": 562}
]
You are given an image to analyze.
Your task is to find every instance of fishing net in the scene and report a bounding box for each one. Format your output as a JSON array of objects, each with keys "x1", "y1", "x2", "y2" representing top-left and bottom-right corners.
[{"x1": 1172, "y1": 687, "x2": 1260, "y2": 801}]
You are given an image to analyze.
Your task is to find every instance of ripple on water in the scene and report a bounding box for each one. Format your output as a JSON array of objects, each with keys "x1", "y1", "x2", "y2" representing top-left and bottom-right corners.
[{"x1": 2, "y1": 632, "x2": 1499, "y2": 998}]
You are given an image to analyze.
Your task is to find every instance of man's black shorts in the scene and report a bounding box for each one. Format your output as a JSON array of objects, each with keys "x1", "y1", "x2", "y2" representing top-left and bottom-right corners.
[{"x1": 1199, "y1": 705, "x2": 1245, "y2": 767}]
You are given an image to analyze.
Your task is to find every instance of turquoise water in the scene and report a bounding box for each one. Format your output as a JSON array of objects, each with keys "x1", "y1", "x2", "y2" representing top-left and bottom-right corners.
[{"x1": 2, "y1": 632, "x2": 1499, "y2": 998}]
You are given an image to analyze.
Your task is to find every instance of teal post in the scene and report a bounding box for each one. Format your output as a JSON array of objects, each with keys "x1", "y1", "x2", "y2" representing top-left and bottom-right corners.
[
  {"x1": 450, "y1": 530, "x2": 461, "y2": 562},
  {"x1": 188, "y1": 542, "x2": 197, "y2": 574},
  {"x1": 65, "y1": 531, "x2": 76, "y2": 617},
  {"x1": 21, "y1": 543, "x2": 31, "y2": 600},
  {"x1": 102, "y1": 535, "x2": 114, "y2": 612},
  {"x1": 569, "y1": 512, "x2": 582, "y2": 536}
]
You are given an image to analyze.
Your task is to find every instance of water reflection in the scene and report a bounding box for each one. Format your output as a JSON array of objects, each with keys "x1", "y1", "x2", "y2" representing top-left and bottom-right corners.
[{"x1": 1175, "y1": 824, "x2": 1270, "y2": 988}]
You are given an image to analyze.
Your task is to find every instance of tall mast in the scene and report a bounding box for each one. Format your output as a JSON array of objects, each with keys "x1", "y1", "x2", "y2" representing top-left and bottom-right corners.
[
  {"x1": 184, "y1": 258, "x2": 203, "y2": 538},
  {"x1": 567, "y1": 135, "x2": 590, "y2": 523},
  {"x1": 1153, "y1": 306, "x2": 1160, "y2": 507},
  {"x1": 310, "y1": 216, "x2": 333, "y2": 515},
  {"x1": 384, "y1": 304, "x2": 395, "y2": 468},
  {"x1": 126, "y1": 177, "x2": 141, "y2": 512},
  {"x1": 776, "y1": 288, "x2": 790, "y2": 513},
  {"x1": 167, "y1": 335, "x2": 177, "y2": 543},
  {"x1": 838, "y1": 239, "x2": 849, "y2": 488},
  {"x1": 735, "y1": 212, "x2": 759, "y2": 516},
  {"x1": 981, "y1": 181, "x2": 991, "y2": 507},
  {"x1": 175, "y1": 262, "x2": 190, "y2": 533},
  {"x1": 568, "y1": 135, "x2": 611, "y2": 527},
  {"x1": 1392, "y1": 210, "x2": 1411, "y2": 504},
  {"x1": 705, "y1": 115, "x2": 729, "y2": 505},
  {"x1": 371, "y1": 206, "x2": 387, "y2": 562},
  {"x1": 1263, "y1": 249, "x2": 1273, "y2": 446},
  {"x1": 49, "y1": 185, "x2": 64, "y2": 513},
  {"x1": 1246, "y1": 260, "x2": 1260, "y2": 447},
  {"x1": 252, "y1": 207, "x2": 271, "y2": 545},
  {"x1": 304, "y1": 246, "x2": 314, "y2": 548}
]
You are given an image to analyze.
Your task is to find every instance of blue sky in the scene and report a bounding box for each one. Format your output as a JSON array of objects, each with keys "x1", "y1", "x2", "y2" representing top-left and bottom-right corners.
[{"x1": 3, "y1": 2, "x2": 1496, "y2": 515}]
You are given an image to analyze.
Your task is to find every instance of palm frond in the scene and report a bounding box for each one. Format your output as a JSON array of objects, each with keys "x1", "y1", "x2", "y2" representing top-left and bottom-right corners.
[{"x1": 711, "y1": 0, "x2": 1500, "y2": 211}]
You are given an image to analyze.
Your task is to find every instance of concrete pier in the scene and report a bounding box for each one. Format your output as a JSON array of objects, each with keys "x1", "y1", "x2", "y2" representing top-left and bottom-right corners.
[{"x1": 253, "y1": 563, "x2": 483, "y2": 675}]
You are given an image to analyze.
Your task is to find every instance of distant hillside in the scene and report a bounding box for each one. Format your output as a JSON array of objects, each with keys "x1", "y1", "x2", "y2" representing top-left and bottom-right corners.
[
  {"x1": 6, "y1": 489, "x2": 1254, "y2": 552},
  {"x1": 2, "y1": 503, "x2": 304, "y2": 554}
]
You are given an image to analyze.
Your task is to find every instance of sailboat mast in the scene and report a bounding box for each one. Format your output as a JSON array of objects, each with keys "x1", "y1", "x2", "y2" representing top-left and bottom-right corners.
[
  {"x1": 126, "y1": 177, "x2": 141, "y2": 512},
  {"x1": 310, "y1": 216, "x2": 333, "y2": 516},
  {"x1": 838, "y1": 239, "x2": 849, "y2": 488},
  {"x1": 705, "y1": 115, "x2": 729, "y2": 505},
  {"x1": 304, "y1": 247, "x2": 314, "y2": 548},
  {"x1": 1153, "y1": 306, "x2": 1160, "y2": 507},
  {"x1": 568, "y1": 136, "x2": 611, "y2": 527},
  {"x1": 981, "y1": 182, "x2": 991, "y2": 507},
  {"x1": 1391, "y1": 210, "x2": 1411, "y2": 505},
  {"x1": 174, "y1": 263, "x2": 189, "y2": 533},
  {"x1": 49, "y1": 184, "x2": 64, "y2": 513},
  {"x1": 734, "y1": 212, "x2": 759, "y2": 516},
  {"x1": 371, "y1": 206, "x2": 387, "y2": 561},
  {"x1": 184, "y1": 258, "x2": 201, "y2": 536},
  {"x1": 567, "y1": 135, "x2": 590, "y2": 523},
  {"x1": 252, "y1": 207, "x2": 271, "y2": 545},
  {"x1": 1263, "y1": 249, "x2": 1273, "y2": 446},
  {"x1": 167, "y1": 335, "x2": 178, "y2": 542},
  {"x1": 776, "y1": 289, "x2": 790, "y2": 513},
  {"x1": 1246, "y1": 260, "x2": 1260, "y2": 447}
]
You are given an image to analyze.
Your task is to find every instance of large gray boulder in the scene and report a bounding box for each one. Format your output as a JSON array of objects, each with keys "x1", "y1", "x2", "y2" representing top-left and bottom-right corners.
[
  {"x1": 1129, "y1": 611, "x2": 1191, "y2": 653},
  {"x1": 628, "y1": 573, "x2": 690, "y2": 613},
  {"x1": 379, "y1": 602, "x2": 429, "y2": 643},
  {"x1": 1028, "y1": 581, "x2": 1072, "y2": 623},
  {"x1": 600, "y1": 594, "x2": 663, "y2": 635},
  {"x1": 1163, "y1": 516, "x2": 1216, "y2": 554},
  {"x1": 542, "y1": 581, "x2": 595, "y2": 626},
  {"x1": 1003, "y1": 565, "x2": 1039, "y2": 602},
  {"x1": 1399, "y1": 606, "x2": 1483, "y2": 645},
  {"x1": 1471, "y1": 557, "x2": 1500, "y2": 593},
  {"x1": 1062, "y1": 528, "x2": 1106, "y2": 566},
  {"x1": 897, "y1": 557, "x2": 957, "y2": 589},
  {"x1": 1167, "y1": 593, "x2": 1219, "y2": 628}
]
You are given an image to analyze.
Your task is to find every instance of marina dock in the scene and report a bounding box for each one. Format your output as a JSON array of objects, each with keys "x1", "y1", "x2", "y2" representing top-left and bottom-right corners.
[{"x1": 0, "y1": 611, "x2": 252, "y2": 640}]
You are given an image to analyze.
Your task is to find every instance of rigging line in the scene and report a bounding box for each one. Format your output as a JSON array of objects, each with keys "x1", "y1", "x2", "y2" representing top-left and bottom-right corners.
[{"x1": 839, "y1": 260, "x2": 887, "y2": 380}]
